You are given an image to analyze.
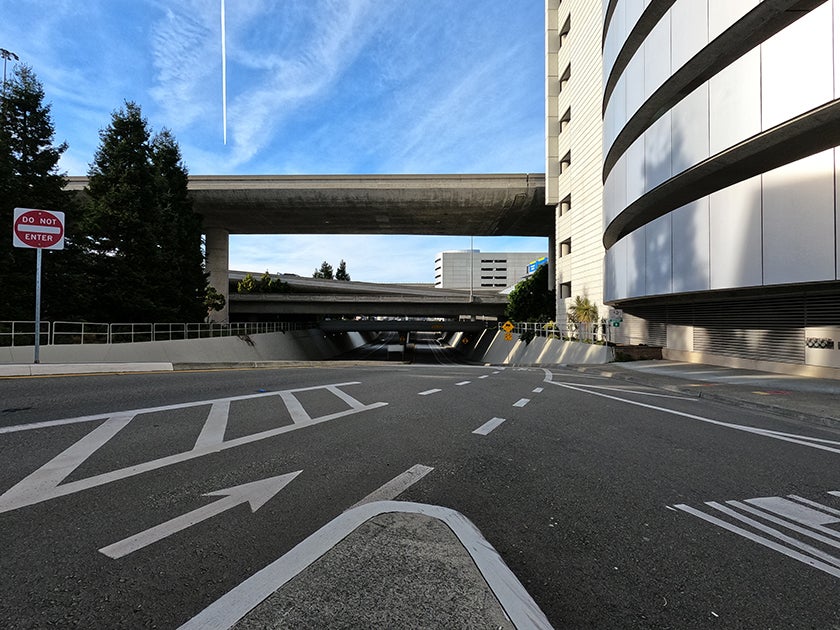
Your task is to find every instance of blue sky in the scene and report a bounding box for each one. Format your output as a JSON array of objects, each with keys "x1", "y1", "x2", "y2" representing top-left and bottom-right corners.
[{"x1": 1, "y1": 1, "x2": 547, "y2": 282}]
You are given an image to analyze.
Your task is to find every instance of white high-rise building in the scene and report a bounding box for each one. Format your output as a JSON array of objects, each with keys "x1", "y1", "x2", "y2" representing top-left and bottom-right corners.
[
  {"x1": 434, "y1": 250, "x2": 546, "y2": 290},
  {"x1": 547, "y1": 0, "x2": 840, "y2": 376}
]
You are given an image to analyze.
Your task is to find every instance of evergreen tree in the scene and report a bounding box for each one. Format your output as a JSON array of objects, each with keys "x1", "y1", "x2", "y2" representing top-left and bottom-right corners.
[
  {"x1": 335, "y1": 259, "x2": 350, "y2": 281},
  {"x1": 505, "y1": 264, "x2": 555, "y2": 322},
  {"x1": 0, "y1": 64, "x2": 70, "y2": 320},
  {"x1": 151, "y1": 129, "x2": 207, "y2": 321},
  {"x1": 313, "y1": 261, "x2": 333, "y2": 279},
  {"x1": 83, "y1": 102, "x2": 206, "y2": 322}
]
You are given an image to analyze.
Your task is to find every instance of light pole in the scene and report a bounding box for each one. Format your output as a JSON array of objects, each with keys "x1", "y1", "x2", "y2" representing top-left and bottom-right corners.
[{"x1": 1, "y1": 48, "x2": 19, "y2": 99}]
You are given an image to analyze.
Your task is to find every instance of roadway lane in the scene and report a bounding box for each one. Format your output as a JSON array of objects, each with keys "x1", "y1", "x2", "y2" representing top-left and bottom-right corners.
[{"x1": 1, "y1": 349, "x2": 838, "y2": 628}]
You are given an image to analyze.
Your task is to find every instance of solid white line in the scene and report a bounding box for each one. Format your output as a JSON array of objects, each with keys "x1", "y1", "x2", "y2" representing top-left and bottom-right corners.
[
  {"x1": 279, "y1": 391, "x2": 310, "y2": 424},
  {"x1": 544, "y1": 377, "x2": 840, "y2": 456},
  {"x1": 790, "y1": 495, "x2": 840, "y2": 518},
  {"x1": 473, "y1": 417, "x2": 507, "y2": 436},
  {"x1": 707, "y1": 502, "x2": 840, "y2": 566},
  {"x1": 513, "y1": 398, "x2": 530, "y2": 408},
  {"x1": 674, "y1": 504, "x2": 840, "y2": 579},
  {"x1": 194, "y1": 401, "x2": 230, "y2": 450},
  {"x1": 418, "y1": 389, "x2": 441, "y2": 396},
  {"x1": 0, "y1": 413, "x2": 134, "y2": 507},
  {"x1": 532, "y1": 387, "x2": 544, "y2": 393},
  {"x1": 350, "y1": 464, "x2": 434, "y2": 509},
  {"x1": 0, "y1": 381, "x2": 365, "y2": 435},
  {"x1": 455, "y1": 381, "x2": 471, "y2": 386},
  {"x1": 326, "y1": 385, "x2": 368, "y2": 410},
  {"x1": 556, "y1": 381, "x2": 698, "y2": 400},
  {"x1": 724, "y1": 501, "x2": 840, "y2": 551},
  {"x1": 177, "y1": 501, "x2": 553, "y2": 630}
]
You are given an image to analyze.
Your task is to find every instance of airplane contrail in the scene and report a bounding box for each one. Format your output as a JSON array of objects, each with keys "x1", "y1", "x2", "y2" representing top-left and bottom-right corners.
[{"x1": 221, "y1": 0, "x2": 227, "y2": 144}]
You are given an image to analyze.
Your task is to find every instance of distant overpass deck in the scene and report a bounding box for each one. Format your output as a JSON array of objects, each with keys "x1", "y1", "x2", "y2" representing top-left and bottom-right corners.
[
  {"x1": 229, "y1": 293, "x2": 506, "y2": 318},
  {"x1": 318, "y1": 319, "x2": 492, "y2": 333}
]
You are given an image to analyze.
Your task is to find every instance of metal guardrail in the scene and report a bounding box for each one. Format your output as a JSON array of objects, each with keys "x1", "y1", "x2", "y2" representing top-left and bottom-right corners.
[
  {"x1": 499, "y1": 321, "x2": 611, "y2": 344},
  {"x1": 0, "y1": 321, "x2": 309, "y2": 347}
]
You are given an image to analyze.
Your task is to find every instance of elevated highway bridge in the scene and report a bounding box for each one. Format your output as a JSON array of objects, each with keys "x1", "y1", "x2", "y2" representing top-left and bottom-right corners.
[
  {"x1": 228, "y1": 273, "x2": 507, "y2": 320},
  {"x1": 66, "y1": 173, "x2": 550, "y2": 321}
]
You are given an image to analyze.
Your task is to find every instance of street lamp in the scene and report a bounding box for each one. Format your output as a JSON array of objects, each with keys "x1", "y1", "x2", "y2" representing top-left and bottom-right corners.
[{"x1": 1, "y1": 47, "x2": 19, "y2": 99}]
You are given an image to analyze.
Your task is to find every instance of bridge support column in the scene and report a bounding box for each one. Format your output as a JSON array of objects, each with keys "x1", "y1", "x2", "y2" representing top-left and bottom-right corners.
[
  {"x1": 205, "y1": 228, "x2": 230, "y2": 322},
  {"x1": 548, "y1": 234, "x2": 556, "y2": 294}
]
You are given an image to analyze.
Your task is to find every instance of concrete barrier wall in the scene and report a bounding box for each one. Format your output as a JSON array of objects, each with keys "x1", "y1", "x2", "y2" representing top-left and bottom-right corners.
[
  {"x1": 0, "y1": 329, "x2": 372, "y2": 365},
  {"x1": 469, "y1": 330, "x2": 613, "y2": 365}
]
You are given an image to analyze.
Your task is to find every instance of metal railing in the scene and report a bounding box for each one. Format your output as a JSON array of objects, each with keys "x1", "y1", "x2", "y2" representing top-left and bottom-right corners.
[
  {"x1": 499, "y1": 320, "x2": 611, "y2": 344},
  {"x1": 0, "y1": 321, "x2": 50, "y2": 348},
  {"x1": 0, "y1": 321, "x2": 309, "y2": 347}
]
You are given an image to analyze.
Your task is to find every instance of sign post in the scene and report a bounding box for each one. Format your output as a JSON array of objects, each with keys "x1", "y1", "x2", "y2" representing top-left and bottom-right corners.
[{"x1": 12, "y1": 208, "x2": 65, "y2": 363}]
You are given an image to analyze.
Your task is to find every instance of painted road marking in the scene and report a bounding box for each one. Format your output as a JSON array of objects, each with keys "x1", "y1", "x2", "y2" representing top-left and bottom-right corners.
[
  {"x1": 532, "y1": 387, "x2": 544, "y2": 393},
  {"x1": 177, "y1": 500, "x2": 553, "y2": 630},
  {"x1": 418, "y1": 389, "x2": 442, "y2": 396},
  {"x1": 350, "y1": 464, "x2": 434, "y2": 509},
  {"x1": 473, "y1": 417, "x2": 507, "y2": 436},
  {"x1": 455, "y1": 381, "x2": 471, "y2": 386},
  {"x1": 542, "y1": 371, "x2": 840, "y2": 456},
  {"x1": 479, "y1": 375, "x2": 489, "y2": 379},
  {"x1": 673, "y1": 492, "x2": 840, "y2": 580},
  {"x1": 0, "y1": 383, "x2": 386, "y2": 514},
  {"x1": 513, "y1": 398, "x2": 530, "y2": 408},
  {"x1": 193, "y1": 401, "x2": 231, "y2": 449},
  {"x1": 100, "y1": 471, "x2": 301, "y2": 559}
]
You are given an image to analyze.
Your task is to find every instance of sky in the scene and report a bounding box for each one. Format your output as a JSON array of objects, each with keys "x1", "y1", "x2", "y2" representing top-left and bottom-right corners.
[{"x1": 1, "y1": 0, "x2": 547, "y2": 283}]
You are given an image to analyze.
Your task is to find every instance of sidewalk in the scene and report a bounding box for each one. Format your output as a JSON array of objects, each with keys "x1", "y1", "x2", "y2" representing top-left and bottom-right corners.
[{"x1": 569, "y1": 360, "x2": 840, "y2": 429}]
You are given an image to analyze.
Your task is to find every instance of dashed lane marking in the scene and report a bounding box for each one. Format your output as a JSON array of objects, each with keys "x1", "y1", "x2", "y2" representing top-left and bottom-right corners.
[
  {"x1": 418, "y1": 389, "x2": 442, "y2": 396},
  {"x1": 513, "y1": 398, "x2": 530, "y2": 408},
  {"x1": 473, "y1": 417, "x2": 507, "y2": 436}
]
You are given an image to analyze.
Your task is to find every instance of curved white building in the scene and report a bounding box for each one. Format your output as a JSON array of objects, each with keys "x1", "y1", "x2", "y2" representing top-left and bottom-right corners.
[{"x1": 548, "y1": 0, "x2": 840, "y2": 375}]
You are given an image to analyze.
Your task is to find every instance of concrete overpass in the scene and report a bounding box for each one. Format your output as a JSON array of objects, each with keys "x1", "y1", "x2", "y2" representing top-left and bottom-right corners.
[
  {"x1": 227, "y1": 273, "x2": 507, "y2": 319},
  {"x1": 318, "y1": 319, "x2": 492, "y2": 334},
  {"x1": 66, "y1": 173, "x2": 550, "y2": 320}
]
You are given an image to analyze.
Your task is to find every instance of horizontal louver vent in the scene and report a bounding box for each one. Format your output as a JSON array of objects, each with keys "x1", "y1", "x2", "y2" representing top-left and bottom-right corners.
[{"x1": 619, "y1": 290, "x2": 840, "y2": 364}]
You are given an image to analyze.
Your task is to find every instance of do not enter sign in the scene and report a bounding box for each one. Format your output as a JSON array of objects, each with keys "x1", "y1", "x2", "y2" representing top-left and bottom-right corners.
[{"x1": 13, "y1": 208, "x2": 65, "y2": 250}]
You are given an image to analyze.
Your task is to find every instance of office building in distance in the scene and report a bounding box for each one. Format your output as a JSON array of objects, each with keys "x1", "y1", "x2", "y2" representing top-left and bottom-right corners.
[{"x1": 434, "y1": 250, "x2": 546, "y2": 290}]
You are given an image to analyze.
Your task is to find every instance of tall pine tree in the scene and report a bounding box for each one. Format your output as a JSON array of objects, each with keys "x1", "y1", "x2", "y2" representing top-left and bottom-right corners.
[
  {"x1": 83, "y1": 102, "x2": 206, "y2": 322},
  {"x1": 151, "y1": 129, "x2": 207, "y2": 321},
  {"x1": 0, "y1": 64, "x2": 70, "y2": 320}
]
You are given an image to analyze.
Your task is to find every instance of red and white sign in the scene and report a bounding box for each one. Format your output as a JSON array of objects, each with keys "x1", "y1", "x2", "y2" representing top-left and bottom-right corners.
[{"x1": 12, "y1": 208, "x2": 65, "y2": 250}]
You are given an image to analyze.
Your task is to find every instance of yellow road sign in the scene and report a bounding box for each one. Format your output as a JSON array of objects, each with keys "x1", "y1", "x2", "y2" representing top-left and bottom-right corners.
[
  {"x1": 504, "y1": 332, "x2": 513, "y2": 341},
  {"x1": 502, "y1": 320, "x2": 514, "y2": 333}
]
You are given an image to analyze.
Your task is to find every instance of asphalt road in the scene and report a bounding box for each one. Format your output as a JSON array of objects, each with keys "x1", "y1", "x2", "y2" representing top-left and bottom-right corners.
[{"x1": 1, "y1": 336, "x2": 839, "y2": 629}]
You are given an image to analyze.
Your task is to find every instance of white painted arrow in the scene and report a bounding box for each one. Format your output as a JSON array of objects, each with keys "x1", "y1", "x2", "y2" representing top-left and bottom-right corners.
[{"x1": 99, "y1": 470, "x2": 302, "y2": 559}]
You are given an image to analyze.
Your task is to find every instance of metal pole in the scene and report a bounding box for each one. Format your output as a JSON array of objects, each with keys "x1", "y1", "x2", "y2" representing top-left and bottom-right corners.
[{"x1": 34, "y1": 248, "x2": 42, "y2": 363}]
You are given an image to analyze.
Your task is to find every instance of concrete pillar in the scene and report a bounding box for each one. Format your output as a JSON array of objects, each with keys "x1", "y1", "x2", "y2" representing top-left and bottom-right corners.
[
  {"x1": 548, "y1": 233, "x2": 556, "y2": 293},
  {"x1": 205, "y1": 228, "x2": 230, "y2": 322}
]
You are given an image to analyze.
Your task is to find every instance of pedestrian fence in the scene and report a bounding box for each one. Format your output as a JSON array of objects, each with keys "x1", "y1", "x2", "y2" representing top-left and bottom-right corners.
[
  {"x1": 0, "y1": 321, "x2": 308, "y2": 347},
  {"x1": 499, "y1": 320, "x2": 612, "y2": 344}
]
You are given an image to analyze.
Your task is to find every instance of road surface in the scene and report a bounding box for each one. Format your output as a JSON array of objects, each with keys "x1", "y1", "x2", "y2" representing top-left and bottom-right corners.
[{"x1": 1, "y1": 336, "x2": 838, "y2": 628}]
